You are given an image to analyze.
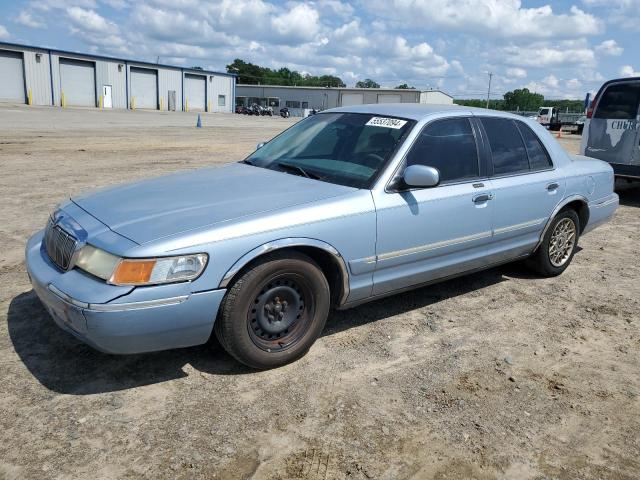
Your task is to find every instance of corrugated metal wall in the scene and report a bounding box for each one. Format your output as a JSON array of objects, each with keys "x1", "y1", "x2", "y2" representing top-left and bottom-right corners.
[
  {"x1": 158, "y1": 68, "x2": 183, "y2": 112},
  {"x1": 0, "y1": 42, "x2": 235, "y2": 113}
]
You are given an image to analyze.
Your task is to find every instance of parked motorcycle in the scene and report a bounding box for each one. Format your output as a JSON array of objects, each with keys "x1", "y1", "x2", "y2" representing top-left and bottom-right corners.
[
  {"x1": 261, "y1": 106, "x2": 273, "y2": 116},
  {"x1": 280, "y1": 107, "x2": 290, "y2": 118}
]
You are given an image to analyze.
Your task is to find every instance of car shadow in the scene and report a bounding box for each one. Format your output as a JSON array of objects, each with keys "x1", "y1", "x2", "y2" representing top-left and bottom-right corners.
[
  {"x1": 8, "y1": 266, "x2": 514, "y2": 395},
  {"x1": 616, "y1": 184, "x2": 640, "y2": 207}
]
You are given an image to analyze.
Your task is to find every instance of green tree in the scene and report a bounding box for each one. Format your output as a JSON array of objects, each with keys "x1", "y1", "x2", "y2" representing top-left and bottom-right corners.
[
  {"x1": 355, "y1": 78, "x2": 380, "y2": 88},
  {"x1": 226, "y1": 59, "x2": 345, "y2": 87},
  {"x1": 395, "y1": 83, "x2": 415, "y2": 89},
  {"x1": 503, "y1": 88, "x2": 544, "y2": 111}
]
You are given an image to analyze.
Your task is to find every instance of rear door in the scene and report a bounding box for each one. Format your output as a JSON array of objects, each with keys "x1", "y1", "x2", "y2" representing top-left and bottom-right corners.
[
  {"x1": 585, "y1": 80, "x2": 640, "y2": 166},
  {"x1": 479, "y1": 117, "x2": 563, "y2": 256}
]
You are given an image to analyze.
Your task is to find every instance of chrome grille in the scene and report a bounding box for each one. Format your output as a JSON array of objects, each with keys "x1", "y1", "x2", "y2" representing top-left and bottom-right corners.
[{"x1": 44, "y1": 219, "x2": 78, "y2": 270}]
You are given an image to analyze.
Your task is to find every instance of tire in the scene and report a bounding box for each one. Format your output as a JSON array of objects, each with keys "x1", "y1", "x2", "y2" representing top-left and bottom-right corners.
[
  {"x1": 214, "y1": 251, "x2": 330, "y2": 369},
  {"x1": 526, "y1": 208, "x2": 580, "y2": 277}
]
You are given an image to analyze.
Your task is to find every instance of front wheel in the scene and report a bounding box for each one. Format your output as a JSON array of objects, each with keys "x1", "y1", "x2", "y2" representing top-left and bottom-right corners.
[
  {"x1": 526, "y1": 209, "x2": 580, "y2": 277},
  {"x1": 214, "y1": 251, "x2": 330, "y2": 369}
]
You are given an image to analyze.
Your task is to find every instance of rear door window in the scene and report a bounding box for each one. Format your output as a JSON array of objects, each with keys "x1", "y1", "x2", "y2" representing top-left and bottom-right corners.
[
  {"x1": 481, "y1": 118, "x2": 529, "y2": 176},
  {"x1": 405, "y1": 117, "x2": 480, "y2": 183},
  {"x1": 594, "y1": 82, "x2": 640, "y2": 120},
  {"x1": 516, "y1": 122, "x2": 553, "y2": 170}
]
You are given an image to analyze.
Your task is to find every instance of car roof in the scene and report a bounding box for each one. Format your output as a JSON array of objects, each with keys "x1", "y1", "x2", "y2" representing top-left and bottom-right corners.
[{"x1": 324, "y1": 103, "x2": 522, "y2": 121}]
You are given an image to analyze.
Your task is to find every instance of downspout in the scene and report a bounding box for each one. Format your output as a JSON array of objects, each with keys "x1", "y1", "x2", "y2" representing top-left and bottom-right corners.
[
  {"x1": 48, "y1": 50, "x2": 54, "y2": 106},
  {"x1": 125, "y1": 61, "x2": 129, "y2": 109}
]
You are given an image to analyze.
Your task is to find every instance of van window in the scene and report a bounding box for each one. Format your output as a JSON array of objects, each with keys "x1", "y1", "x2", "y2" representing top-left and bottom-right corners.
[
  {"x1": 481, "y1": 118, "x2": 529, "y2": 176},
  {"x1": 516, "y1": 122, "x2": 553, "y2": 170},
  {"x1": 594, "y1": 82, "x2": 640, "y2": 120},
  {"x1": 406, "y1": 118, "x2": 480, "y2": 183},
  {"x1": 539, "y1": 108, "x2": 550, "y2": 116}
]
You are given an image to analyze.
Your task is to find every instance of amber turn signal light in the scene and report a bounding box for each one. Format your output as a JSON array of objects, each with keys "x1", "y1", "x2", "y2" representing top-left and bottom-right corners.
[{"x1": 110, "y1": 259, "x2": 157, "y2": 285}]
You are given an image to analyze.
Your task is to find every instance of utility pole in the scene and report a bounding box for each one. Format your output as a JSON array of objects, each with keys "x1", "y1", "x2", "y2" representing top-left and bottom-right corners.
[{"x1": 486, "y1": 72, "x2": 493, "y2": 109}]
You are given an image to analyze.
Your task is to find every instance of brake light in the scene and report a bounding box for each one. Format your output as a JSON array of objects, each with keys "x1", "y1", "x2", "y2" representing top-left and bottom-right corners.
[{"x1": 586, "y1": 94, "x2": 597, "y2": 118}]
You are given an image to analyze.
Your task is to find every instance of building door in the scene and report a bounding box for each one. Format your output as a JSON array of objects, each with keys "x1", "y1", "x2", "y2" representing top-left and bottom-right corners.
[
  {"x1": 341, "y1": 93, "x2": 364, "y2": 106},
  {"x1": 130, "y1": 67, "x2": 158, "y2": 109},
  {"x1": 185, "y1": 74, "x2": 206, "y2": 111},
  {"x1": 59, "y1": 58, "x2": 96, "y2": 107},
  {"x1": 0, "y1": 50, "x2": 25, "y2": 103},
  {"x1": 102, "y1": 85, "x2": 112, "y2": 108},
  {"x1": 377, "y1": 94, "x2": 401, "y2": 103}
]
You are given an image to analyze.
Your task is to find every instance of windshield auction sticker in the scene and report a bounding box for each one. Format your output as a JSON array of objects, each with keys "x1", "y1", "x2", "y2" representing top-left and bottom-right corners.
[{"x1": 366, "y1": 117, "x2": 408, "y2": 129}]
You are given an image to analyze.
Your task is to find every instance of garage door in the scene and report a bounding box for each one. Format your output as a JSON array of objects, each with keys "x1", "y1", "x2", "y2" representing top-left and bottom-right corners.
[
  {"x1": 341, "y1": 93, "x2": 364, "y2": 106},
  {"x1": 0, "y1": 50, "x2": 25, "y2": 103},
  {"x1": 59, "y1": 58, "x2": 96, "y2": 107},
  {"x1": 185, "y1": 74, "x2": 206, "y2": 111},
  {"x1": 130, "y1": 67, "x2": 158, "y2": 109},
  {"x1": 377, "y1": 94, "x2": 402, "y2": 104}
]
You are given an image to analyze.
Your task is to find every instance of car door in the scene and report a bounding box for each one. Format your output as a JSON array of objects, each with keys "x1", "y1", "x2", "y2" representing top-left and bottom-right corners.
[
  {"x1": 372, "y1": 116, "x2": 495, "y2": 295},
  {"x1": 479, "y1": 117, "x2": 564, "y2": 256}
]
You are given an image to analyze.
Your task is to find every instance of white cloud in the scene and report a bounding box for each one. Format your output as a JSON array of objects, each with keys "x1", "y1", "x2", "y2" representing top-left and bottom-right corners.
[
  {"x1": 506, "y1": 67, "x2": 527, "y2": 79},
  {"x1": 15, "y1": 10, "x2": 45, "y2": 28},
  {"x1": 0, "y1": 24, "x2": 9, "y2": 39},
  {"x1": 365, "y1": 1, "x2": 602, "y2": 39},
  {"x1": 582, "y1": 0, "x2": 640, "y2": 31},
  {"x1": 620, "y1": 65, "x2": 640, "y2": 77},
  {"x1": 66, "y1": 7, "x2": 130, "y2": 53},
  {"x1": 67, "y1": 7, "x2": 118, "y2": 34},
  {"x1": 500, "y1": 44, "x2": 595, "y2": 68},
  {"x1": 595, "y1": 39, "x2": 623, "y2": 56},
  {"x1": 271, "y1": 4, "x2": 321, "y2": 42}
]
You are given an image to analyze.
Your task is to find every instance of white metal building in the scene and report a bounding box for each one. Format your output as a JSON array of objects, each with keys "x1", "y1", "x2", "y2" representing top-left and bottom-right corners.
[
  {"x1": 236, "y1": 85, "x2": 453, "y2": 116},
  {"x1": 0, "y1": 41, "x2": 236, "y2": 113}
]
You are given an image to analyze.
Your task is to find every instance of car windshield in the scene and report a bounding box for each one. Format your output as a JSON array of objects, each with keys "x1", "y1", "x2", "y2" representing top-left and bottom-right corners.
[{"x1": 245, "y1": 112, "x2": 415, "y2": 188}]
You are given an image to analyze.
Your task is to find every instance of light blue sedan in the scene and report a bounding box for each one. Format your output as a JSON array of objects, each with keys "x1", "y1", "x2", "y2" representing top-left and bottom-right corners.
[{"x1": 26, "y1": 104, "x2": 618, "y2": 369}]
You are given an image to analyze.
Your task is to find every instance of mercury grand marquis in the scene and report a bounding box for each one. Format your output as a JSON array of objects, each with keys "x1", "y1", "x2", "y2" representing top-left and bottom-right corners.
[{"x1": 26, "y1": 104, "x2": 619, "y2": 369}]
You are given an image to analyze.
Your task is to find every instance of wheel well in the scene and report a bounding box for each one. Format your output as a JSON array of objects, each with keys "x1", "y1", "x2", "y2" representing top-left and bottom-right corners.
[
  {"x1": 562, "y1": 200, "x2": 589, "y2": 233},
  {"x1": 225, "y1": 246, "x2": 346, "y2": 307}
]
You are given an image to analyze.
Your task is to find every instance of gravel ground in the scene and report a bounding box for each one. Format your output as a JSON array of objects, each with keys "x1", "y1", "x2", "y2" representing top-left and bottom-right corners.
[{"x1": 1, "y1": 105, "x2": 638, "y2": 480}]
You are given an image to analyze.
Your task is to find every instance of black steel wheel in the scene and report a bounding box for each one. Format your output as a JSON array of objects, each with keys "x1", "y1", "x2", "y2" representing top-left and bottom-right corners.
[{"x1": 215, "y1": 251, "x2": 330, "y2": 369}]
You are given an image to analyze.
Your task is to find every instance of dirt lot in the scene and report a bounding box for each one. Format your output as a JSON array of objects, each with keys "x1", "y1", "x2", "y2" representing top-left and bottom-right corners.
[{"x1": 1, "y1": 105, "x2": 638, "y2": 480}]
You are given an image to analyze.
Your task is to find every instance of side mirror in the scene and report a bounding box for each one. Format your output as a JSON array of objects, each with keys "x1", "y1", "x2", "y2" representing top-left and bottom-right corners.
[
  {"x1": 256, "y1": 142, "x2": 266, "y2": 150},
  {"x1": 403, "y1": 164, "x2": 440, "y2": 188}
]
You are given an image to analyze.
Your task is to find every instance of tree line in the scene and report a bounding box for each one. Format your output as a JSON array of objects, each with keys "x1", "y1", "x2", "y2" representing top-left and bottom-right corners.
[{"x1": 454, "y1": 88, "x2": 585, "y2": 112}]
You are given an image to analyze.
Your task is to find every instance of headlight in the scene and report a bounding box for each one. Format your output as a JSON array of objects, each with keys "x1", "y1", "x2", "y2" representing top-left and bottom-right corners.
[
  {"x1": 75, "y1": 245, "x2": 208, "y2": 286},
  {"x1": 109, "y1": 253, "x2": 208, "y2": 285}
]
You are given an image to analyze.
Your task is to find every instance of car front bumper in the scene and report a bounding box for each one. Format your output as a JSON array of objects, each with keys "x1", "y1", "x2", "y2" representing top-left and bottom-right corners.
[{"x1": 25, "y1": 231, "x2": 226, "y2": 354}]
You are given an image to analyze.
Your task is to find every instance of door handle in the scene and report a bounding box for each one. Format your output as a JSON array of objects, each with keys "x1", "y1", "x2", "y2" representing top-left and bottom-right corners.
[
  {"x1": 546, "y1": 182, "x2": 559, "y2": 191},
  {"x1": 472, "y1": 193, "x2": 493, "y2": 203}
]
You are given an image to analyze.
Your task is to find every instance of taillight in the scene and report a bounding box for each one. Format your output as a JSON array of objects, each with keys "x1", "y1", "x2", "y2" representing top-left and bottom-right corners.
[{"x1": 586, "y1": 94, "x2": 597, "y2": 118}]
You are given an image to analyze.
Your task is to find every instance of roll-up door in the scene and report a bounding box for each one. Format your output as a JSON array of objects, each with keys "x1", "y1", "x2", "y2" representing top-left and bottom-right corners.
[
  {"x1": 185, "y1": 74, "x2": 206, "y2": 111},
  {"x1": 377, "y1": 94, "x2": 402, "y2": 103},
  {"x1": 0, "y1": 50, "x2": 25, "y2": 103},
  {"x1": 130, "y1": 67, "x2": 158, "y2": 109},
  {"x1": 59, "y1": 58, "x2": 96, "y2": 107},
  {"x1": 341, "y1": 93, "x2": 364, "y2": 106}
]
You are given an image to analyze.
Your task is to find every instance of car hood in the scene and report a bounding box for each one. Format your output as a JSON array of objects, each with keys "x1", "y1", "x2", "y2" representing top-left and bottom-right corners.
[{"x1": 72, "y1": 163, "x2": 355, "y2": 245}]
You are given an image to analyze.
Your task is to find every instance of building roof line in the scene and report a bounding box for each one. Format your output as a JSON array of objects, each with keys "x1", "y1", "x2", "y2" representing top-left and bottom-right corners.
[
  {"x1": 237, "y1": 84, "x2": 452, "y2": 98},
  {"x1": 0, "y1": 41, "x2": 236, "y2": 78}
]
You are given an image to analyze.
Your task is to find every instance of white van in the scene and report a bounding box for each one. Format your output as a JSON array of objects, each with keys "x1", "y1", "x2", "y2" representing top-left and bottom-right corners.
[{"x1": 581, "y1": 77, "x2": 640, "y2": 180}]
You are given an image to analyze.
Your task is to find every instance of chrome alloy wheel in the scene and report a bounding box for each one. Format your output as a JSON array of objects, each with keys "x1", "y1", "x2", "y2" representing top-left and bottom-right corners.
[{"x1": 548, "y1": 218, "x2": 577, "y2": 267}]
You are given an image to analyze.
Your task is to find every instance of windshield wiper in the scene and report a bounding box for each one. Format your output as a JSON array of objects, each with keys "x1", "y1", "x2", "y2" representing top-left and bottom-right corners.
[{"x1": 276, "y1": 162, "x2": 321, "y2": 180}]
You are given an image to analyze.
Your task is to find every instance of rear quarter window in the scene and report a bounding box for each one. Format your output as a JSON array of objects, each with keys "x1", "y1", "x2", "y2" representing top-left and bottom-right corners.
[
  {"x1": 594, "y1": 82, "x2": 640, "y2": 120},
  {"x1": 516, "y1": 122, "x2": 553, "y2": 171}
]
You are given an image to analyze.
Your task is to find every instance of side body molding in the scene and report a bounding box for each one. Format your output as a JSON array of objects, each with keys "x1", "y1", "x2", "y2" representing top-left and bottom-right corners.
[
  {"x1": 534, "y1": 194, "x2": 588, "y2": 251},
  {"x1": 218, "y1": 238, "x2": 351, "y2": 305}
]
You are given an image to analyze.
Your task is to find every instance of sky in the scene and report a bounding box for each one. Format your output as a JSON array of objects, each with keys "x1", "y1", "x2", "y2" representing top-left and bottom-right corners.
[{"x1": 0, "y1": 0, "x2": 639, "y2": 100}]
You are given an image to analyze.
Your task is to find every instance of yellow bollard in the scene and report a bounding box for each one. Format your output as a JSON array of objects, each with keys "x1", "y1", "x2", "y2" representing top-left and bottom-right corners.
[
  {"x1": 61, "y1": 91, "x2": 66, "y2": 108},
  {"x1": 27, "y1": 89, "x2": 33, "y2": 105},
  {"x1": 160, "y1": 97, "x2": 164, "y2": 111},
  {"x1": 99, "y1": 95, "x2": 103, "y2": 109},
  {"x1": 208, "y1": 100, "x2": 211, "y2": 112},
  {"x1": 185, "y1": 99, "x2": 189, "y2": 112},
  {"x1": 131, "y1": 97, "x2": 136, "y2": 110}
]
